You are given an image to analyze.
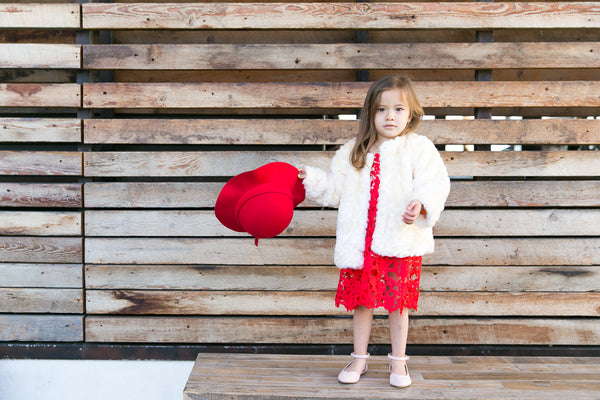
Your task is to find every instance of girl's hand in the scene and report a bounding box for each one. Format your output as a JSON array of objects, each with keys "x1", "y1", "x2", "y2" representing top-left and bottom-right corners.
[
  {"x1": 402, "y1": 200, "x2": 423, "y2": 225},
  {"x1": 297, "y1": 168, "x2": 306, "y2": 180}
]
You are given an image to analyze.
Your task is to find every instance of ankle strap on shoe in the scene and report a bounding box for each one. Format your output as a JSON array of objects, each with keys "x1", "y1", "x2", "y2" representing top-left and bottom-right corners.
[
  {"x1": 351, "y1": 352, "x2": 370, "y2": 359},
  {"x1": 388, "y1": 354, "x2": 409, "y2": 361}
]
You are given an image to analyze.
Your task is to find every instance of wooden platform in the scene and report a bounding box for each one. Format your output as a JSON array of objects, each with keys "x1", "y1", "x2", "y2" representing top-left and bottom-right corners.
[{"x1": 183, "y1": 353, "x2": 600, "y2": 400}]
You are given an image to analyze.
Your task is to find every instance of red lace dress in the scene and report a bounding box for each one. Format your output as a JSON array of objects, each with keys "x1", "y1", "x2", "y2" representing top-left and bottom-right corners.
[{"x1": 335, "y1": 153, "x2": 422, "y2": 313}]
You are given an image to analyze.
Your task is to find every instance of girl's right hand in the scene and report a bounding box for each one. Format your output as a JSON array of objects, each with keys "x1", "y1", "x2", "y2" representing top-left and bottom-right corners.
[{"x1": 297, "y1": 168, "x2": 306, "y2": 180}]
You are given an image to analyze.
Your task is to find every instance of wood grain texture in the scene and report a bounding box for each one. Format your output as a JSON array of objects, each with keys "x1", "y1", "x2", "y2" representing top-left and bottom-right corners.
[
  {"x1": 0, "y1": 237, "x2": 82, "y2": 263},
  {"x1": 84, "y1": 209, "x2": 600, "y2": 237},
  {"x1": 0, "y1": 183, "x2": 82, "y2": 208},
  {"x1": 0, "y1": 84, "x2": 81, "y2": 108},
  {"x1": 83, "y1": 118, "x2": 600, "y2": 145},
  {"x1": 82, "y1": 81, "x2": 600, "y2": 108},
  {"x1": 83, "y1": 151, "x2": 599, "y2": 177},
  {"x1": 184, "y1": 354, "x2": 600, "y2": 400},
  {"x1": 85, "y1": 290, "x2": 600, "y2": 317},
  {"x1": 82, "y1": 42, "x2": 600, "y2": 70},
  {"x1": 84, "y1": 264, "x2": 600, "y2": 293},
  {"x1": 0, "y1": 3, "x2": 80, "y2": 28},
  {"x1": 82, "y1": 2, "x2": 600, "y2": 30},
  {"x1": 0, "y1": 118, "x2": 81, "y2": 143},
  {"x1": 0, "y1": 44, "x2": 80, "y2": 69},
  {"x1": 0, "y1": 151, "x2": 81, "y2": 176},
  {"x1": 0, "y1": 288, "x2": 83, "y2": 313},
  {"x1": 83, "y1": 181, "x2": 600, "y2": 208},
  {"x1": 0, "y1": 263, "x2": 82, "y2": 288},
  {"x1": 84, "y1": 316, "x2": 600, "y2": 345},
  {"x1": 84, "y1": 238, "x2": 600, "y2": 266},
  {"x1": 446, "y1": 181, "x2": 600, "y2": 208},
  {"x1": 0, "y1": 315, "x2": 82, "y2": 342},
  {"x1": 0, "y1": 212, "x2": 81, "y2": 236}
]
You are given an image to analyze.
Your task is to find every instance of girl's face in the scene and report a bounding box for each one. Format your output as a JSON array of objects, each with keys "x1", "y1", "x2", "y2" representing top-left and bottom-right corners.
[{"x1": 373, "y1": 88, "x2": 411, "y2": 144}]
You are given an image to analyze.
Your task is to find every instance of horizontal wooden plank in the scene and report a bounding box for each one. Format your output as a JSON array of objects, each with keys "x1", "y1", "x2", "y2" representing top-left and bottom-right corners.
[
  {"x1": 83, "y1": 118, "x2": 600, "y2": 146},
  {"x1": 85, "y1": 290, "x2": 600, "y2": 317},
  {"x1": 82, "y1": 42, "x2": 600, "y2": 70},
  {"x1": 84, "y1": 238, "x2": 600, "y2": 266},
  {"x1": 0, "y1": 118, "x2": 81, "y2": 143},
  {"x1": 0, "y1": 288, "x2": 83, "y2": 313},
  {"x1": 83, "y1": 181, "x2": 600, "y2": 209},
  {"x1": 85, "y1": 265, "x2": 600, "y2": 293},
  {"x1": 185, "y1": 354, "x2": 600, "y2": 400},
  {"x1": 0, "y1": 263, "x2": 82, "y2": 288},
  {"x1": 0, "y1": 151, "x2": 81, "y2": 176},
  {"x1": 0, "y1": 44, "x2": 80, "y2": 69},
  {"x1": 0, "y1": 84, "x2": 81, "y2": 108},
  {"x1": 0, "y1": 315, "x2": 82, "y2": 342},
  {"x1": 0, "y1": 3, "x2": 80, "y2": 28},
  {"x1": 0, "y1": 237, "x2": 82, "y2": 263},
  {"x1": 84, "y1": 316, "x2": 600, "y2": 345},
  {"x1": 0, "y1": 212, "x2": 81, "y2": 236},
  {"x1": 82, "y1": 2, "x2": 600, "y2": 30},
  {"x1": 82, "y1": 81, "x2": 600, "y2": 108},
  {"x1": 83, "y1": 151, "x2": 600, "y2": 177},
  {"x1": 446, "y1": 181, "x2": 600, "y2": 208},
  {"x1": 84, "y1": 182, "x2": 222, "y2": 208},
  {"x1": 0, "y1": 183, "x2": 82, "y2": 208},
  {"x1": 84, "y1": 209, "x2": 600, "y2": 237},
  {"x1": 444, "y1": 151, "x2": 600, "y2": 177}
]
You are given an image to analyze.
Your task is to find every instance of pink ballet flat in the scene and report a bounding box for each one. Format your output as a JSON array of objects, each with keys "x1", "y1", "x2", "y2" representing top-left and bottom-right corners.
[
  {"x1": 388, "y1": 354, "x2": 412, "y2": 388},
  {"x1": 337, "y1": 353, "x2": 370, "y2": 384}
]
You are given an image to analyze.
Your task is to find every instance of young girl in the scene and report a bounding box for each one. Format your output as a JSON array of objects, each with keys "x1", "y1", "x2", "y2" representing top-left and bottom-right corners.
[{"x1": 298, "y1": 75, "x2": 450, "y2": 388}]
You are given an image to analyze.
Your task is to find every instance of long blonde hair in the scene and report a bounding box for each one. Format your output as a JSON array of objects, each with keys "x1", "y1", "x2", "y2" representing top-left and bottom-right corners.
[{"x1": 350, "y1": 75, "x2": 424, "y2": 169}]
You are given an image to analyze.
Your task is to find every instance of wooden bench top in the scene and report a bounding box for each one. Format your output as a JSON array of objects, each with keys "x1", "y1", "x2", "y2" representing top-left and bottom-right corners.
[{"x1": 183, "y1": 353, "x2": 600, "y2": 400}]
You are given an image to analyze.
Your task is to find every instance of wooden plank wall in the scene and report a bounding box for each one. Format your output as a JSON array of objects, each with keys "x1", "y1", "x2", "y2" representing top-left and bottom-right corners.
[{"x1": 1, "y1": 1, "x2": 599, "y2": 350}]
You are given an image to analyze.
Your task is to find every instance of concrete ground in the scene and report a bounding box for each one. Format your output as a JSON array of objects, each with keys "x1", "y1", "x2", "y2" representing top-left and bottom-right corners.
[{"x1": 0, "y1": 359, "x2": 194, "y2": 400}]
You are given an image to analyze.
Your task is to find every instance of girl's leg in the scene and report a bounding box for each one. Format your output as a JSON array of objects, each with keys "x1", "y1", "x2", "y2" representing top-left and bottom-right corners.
[
  {"x1": 346, "y1": 305, "x2": 373, "y2": 374},
  {"x1": 389, "y1": 308, "x2": 409, "y2": 375}
]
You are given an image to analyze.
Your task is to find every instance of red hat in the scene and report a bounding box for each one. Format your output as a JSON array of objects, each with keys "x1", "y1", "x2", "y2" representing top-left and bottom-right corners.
[{"x1": 215, "y1": 162, "x2": 305, "y2": 245}]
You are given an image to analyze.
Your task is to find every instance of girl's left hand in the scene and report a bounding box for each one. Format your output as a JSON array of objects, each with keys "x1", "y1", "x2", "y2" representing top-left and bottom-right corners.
[{"x1": 402, "y1": 200, "x2": 422, "y2": 225}]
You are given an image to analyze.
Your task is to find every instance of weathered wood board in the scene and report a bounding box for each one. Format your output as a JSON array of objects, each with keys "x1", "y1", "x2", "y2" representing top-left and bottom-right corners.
[
  {"x1": 0, "y1": 3, "x2": 80, "y2": 29},
  {"x1": 0, "y1": 183, "x2": 82, "y2": 208},
  {"x1": 85, "y1": 316, "x2": 600, "y2": 345},
  {"x1": 83, "y1": 150, "x2": 600, "y2": 177},
  {"x1": 0, "y1": 288, "x2": 83, "y2": 313},
  {"x1": 0, "y1": 237, "x2": 82, "y2": 263},
  {"x1": 84, "y1": 238, "x2": 600, "y2": 266},
  {"x1": 83, "y1": 118, "x2": 600, "y2": 145},
  {"x1": 83, "y1": 81, "x2": 600, "y2": 109},
  {"x1": 0, "y1": 44, "x2": 80, "y2": 69},
  {"x1": 0, "y1": 151, "x2": 81, "y2": 176},
  {"x1": 83, "y1": 181, "x2": 600, "y2": 208},
  {"x1": 84, "y1": 265, "x2": 600, "y2": 293},
  {"x1": 0, "y1": 84, "x2": 81, "y2": 108},
  {"x1": 0, "y1": 118, "x2": 81, "y2": 143},
  {"x1": 183, "y1": 354, "x2": 600, "y2": 400},
  {"x1": 83, "y1": 42, "x2": 600, "y2": 70},
  {"x1": 0, "y1": 315, "x2": 82, "y2": 342},
  {"x1": 84, "y1": 209, "x2": 600, "y2": 237},
  {"x1": 0, "y1": 211, "x2": 81, "y2": 236},
  {"x1": 82, "y1": 2, "x2": 600, "y2": 30},
  {"x1": 85, "y1": 290, "x2": 600, "y2": 317},
  {"x1": 1, "y1": 263, "x2": 82, "y2": 288}
]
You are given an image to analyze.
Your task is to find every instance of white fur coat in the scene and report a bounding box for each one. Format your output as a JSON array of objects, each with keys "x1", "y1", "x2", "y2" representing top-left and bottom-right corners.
[{"x1": 302, "y1": 133, "x2": 450, "y2": 269}]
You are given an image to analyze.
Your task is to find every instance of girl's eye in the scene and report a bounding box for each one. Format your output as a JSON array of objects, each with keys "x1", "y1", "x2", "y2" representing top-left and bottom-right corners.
[
  {"x1": 396, "y1": 107, "x2": 404, "y2": 112},
  {"x1": 377, "y1": 107, "x2": 385, "y2": 112}
]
